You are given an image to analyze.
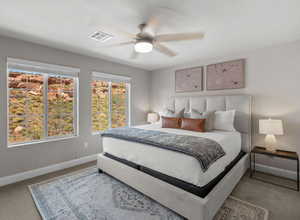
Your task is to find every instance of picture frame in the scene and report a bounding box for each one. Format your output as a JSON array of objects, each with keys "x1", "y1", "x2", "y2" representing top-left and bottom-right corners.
[
  {"x1": 206, "y1": 59, "x2": 245, "y2": 90},
  {"x1": 175, "y1": 66, "x2": 203, "y2": 93}
]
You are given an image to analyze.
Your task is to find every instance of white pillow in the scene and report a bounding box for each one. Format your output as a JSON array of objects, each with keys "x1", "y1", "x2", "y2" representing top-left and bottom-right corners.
[
  {"x1": 184, "y1": 109, "x2": 214, "y2": 131},
  {"x1": 160, "y1": 109, "x2": 184, "y2": 118},
  {"x1": 213, "y1": 110, "x2": 236, "y2": 131}
]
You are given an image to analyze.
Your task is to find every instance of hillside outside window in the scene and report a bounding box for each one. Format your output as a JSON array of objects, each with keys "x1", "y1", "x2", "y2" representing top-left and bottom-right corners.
[
  {"x1": 91, "y1": 72, "x2": 131, "y2": 133},
  {"x1": 7, "y1": 58, "x2": 79, "y2": 147}
]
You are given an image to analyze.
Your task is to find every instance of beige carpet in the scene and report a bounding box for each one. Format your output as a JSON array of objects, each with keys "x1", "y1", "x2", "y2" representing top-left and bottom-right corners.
[{"x1": 1, "y1": 162, "x2": 297, "y2": 220}]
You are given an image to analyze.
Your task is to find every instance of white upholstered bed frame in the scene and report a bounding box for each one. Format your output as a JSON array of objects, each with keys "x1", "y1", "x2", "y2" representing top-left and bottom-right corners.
[{"x1": 97, "y1": 94, "x2": 252, "y2": 220}]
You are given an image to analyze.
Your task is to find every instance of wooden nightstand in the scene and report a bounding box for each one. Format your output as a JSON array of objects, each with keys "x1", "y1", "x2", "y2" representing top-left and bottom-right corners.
[{"x1": 250, "y1": 146, "x2": 299, "y2": 191}]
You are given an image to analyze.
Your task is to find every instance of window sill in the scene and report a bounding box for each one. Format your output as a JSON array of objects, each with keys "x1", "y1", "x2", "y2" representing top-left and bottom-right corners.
[
  {"x1": 92, "y1": 131, "x2": 104, "y2": 135},
  {"x1": 91, "y1": 125, "x2": 132, "y2": 136},
  {"x1": 7, "y1": 135, "x2": 79, "y2": 148}
]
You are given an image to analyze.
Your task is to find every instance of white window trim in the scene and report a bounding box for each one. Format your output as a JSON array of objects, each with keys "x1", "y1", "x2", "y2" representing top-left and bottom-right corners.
[
  {"x1": 92, "y1": 71, "x2": 131, "y2": 82},
  {"x1": 8, "y1": 135, "x2": 79, "y2": 148},
  {"x1": 7, "y1": 57, "x2": 79, "y2": 147},
  {"x1": 91, "y1": 72, "x2": 131, "y2": 134},
  {"x1": 7, "y1": 57, "x2": 79, "y2": 76}
]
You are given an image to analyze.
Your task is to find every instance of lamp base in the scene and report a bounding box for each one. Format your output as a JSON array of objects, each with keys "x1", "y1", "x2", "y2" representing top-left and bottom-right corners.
[
  {"x1": 264, "y1": 134, "x2": 277, "y2": 152},
  {"x1": 265, "y1": 145, "x2": 277, "y2": 153}
]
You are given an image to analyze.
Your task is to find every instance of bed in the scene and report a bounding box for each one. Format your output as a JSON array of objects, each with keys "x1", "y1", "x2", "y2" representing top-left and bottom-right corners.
[{"x1": 97, "y1": 95, "x2": 252, "y2": 220}]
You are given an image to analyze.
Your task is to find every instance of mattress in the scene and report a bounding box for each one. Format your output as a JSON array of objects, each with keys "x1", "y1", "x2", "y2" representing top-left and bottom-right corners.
[{"x1": 102, "y1": 123, "x2": 241, "y2": 187}]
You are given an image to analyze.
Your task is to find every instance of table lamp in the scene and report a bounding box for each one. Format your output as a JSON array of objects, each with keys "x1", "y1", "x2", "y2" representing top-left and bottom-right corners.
[
  {"x1": 259, "y1": 119, "x2": 283, "y2": 152},
  {"x1": 147, "y1": 112, "x2": 159, "y2": 124}
]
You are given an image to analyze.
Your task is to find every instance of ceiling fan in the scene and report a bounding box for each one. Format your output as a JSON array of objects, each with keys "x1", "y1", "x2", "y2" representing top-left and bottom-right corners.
[{"x1": 103, "y1": 18, "x2": 204, "y2": 59}]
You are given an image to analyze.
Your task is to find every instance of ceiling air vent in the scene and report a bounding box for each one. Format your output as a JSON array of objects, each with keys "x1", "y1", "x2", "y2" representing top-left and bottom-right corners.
[{"x1": 90, "y1": 31, "x2": 113, "y2": 42}]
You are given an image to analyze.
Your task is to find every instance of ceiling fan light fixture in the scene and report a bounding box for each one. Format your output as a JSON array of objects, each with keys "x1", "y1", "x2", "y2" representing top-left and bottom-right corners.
[{"x1": 134, "y1": 40, "x2": 153, "y2": 53}]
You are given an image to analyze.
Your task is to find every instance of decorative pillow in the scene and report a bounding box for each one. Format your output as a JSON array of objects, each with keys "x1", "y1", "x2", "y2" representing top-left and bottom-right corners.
[
  {"x1": 161, "y1": 116, "x2": 181, "y2": 129},
  {"x1": 159, "y1": 108, "x2": 184, "y2": 120},
  {"x1": 181, "y1": 118, "x2": 205, "y2": 132},
  {"x1": 213, "y1": 110, "x2": 236, "y2": 131},
  {"x1": 184, "y1": 109, "x2": 214, "y2": 131}
]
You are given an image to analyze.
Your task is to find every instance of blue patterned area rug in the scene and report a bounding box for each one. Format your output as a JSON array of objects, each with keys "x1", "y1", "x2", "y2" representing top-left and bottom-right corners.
[{"x1": 29, "y1": 167, "x2": 268, "y2": 220}]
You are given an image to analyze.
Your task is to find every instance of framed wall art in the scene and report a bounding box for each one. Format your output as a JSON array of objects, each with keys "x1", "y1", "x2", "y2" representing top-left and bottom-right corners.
[
  {"x1": 206, "y1": 59, "x2": 245, "y2": 90},
  {"x1": 175, "y1": 66, "x2": 203, "y2": 93}
]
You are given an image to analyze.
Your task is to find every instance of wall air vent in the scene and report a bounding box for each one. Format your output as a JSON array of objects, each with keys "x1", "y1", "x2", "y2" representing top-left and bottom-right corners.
[{"x1": 90, "y1": 31, "x2": 114, "y2": 42}]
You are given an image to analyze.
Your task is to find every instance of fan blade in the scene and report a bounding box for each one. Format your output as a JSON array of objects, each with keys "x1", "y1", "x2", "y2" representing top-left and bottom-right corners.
[
  {"x1": 154, "y1": 43, "x2": 177, "y2": 57},
  {"x1": 103, "y1": 41, "x2": 135, "y2": 48},
  {"x1": 112, "y1": 29, "x2": 136, "y2": 40},
  {"x1": 146, "y1": 15, "x2": 160, "y2": 33},
  {"x1": 155, "y1": 32, "x2": 204, "y2": 42},
  {"x1": 130, "y1": 50, "x2": 139, "y2": 59},
  {"x1": 144, "y1": 7, "x2": 180, "y2": 34},
  {"x1": 101, "y1": 28, "x2": 136, "y2": 40}
]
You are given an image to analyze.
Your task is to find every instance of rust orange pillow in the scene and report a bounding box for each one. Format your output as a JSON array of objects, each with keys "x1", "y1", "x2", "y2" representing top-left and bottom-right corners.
[
  {"x1": 181, "y1": 118, "x2": 206, "y2": 132},
  {"x1": 161, "y1": 116, "x2": 181, "y2": 129}
]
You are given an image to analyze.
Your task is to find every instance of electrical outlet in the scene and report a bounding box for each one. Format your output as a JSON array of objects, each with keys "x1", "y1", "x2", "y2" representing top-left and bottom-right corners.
[{"x1": 84, "y1": 142, "x2": 88, "y2": 148}]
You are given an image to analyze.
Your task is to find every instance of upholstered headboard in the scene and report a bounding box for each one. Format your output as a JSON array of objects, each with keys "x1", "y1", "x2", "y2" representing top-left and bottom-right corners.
[{"x1": 166, "y1": 95, "x2": 252, "y2": 152}]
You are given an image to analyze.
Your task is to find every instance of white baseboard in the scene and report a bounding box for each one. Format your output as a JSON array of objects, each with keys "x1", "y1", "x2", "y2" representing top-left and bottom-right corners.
[
  {"x1": 0, "y1": 154, "x2": 98, "y2": 187},
  {"x1": 255, "y1": 163, "x2": 297, "y2": 180}
]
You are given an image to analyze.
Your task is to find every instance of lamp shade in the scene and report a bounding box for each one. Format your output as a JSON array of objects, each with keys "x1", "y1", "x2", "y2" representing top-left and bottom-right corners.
[
  {"x1": 147, "y1": 112, "x2": 159, "y2": 123},
  {"x1": 259, "y1": 119, "x2": 283, "y2": 135}
]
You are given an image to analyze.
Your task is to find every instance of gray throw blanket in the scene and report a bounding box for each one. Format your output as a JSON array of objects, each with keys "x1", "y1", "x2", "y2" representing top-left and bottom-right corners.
[{"x1": 102, "y1": 127, "x2": 225, "y2": 172}]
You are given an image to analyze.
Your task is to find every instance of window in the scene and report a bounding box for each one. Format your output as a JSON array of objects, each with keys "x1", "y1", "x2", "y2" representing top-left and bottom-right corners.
[
  {"x1": 91, "y1": 72, "x2": 130, "y2": 132},
  {"x1": 7, "y1": 58, "x2": 79, "y2": 146}
]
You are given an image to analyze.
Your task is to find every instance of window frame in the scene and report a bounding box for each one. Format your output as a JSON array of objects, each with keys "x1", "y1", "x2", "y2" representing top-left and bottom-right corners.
[
  {"x1": 7, "y1": 57, "x2": 79, "y2": 147},
  {"x1": 91, "y1": 72, "x2": 131, "y2": 134}
]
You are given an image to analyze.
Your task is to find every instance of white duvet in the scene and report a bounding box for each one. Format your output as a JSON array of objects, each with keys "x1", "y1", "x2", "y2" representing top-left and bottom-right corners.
[{"x1": 102, "y1": 123, "x2": 241, "y2": 187}]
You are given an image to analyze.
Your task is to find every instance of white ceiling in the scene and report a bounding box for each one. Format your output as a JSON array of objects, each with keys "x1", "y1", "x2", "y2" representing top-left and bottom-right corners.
[{"x1": 1, "y1": 0, "x2": 300, "y2": 71}]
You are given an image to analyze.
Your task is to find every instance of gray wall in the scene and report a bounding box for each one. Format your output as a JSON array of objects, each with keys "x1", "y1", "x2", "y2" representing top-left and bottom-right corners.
[
  {"x1": 1, "y1": 34, "x2": 299, "y2": 178},
  {"x1": 0, "y1": 36, "x2": 150, "y2": 177},
  {"x1": 150, "y1": 40, "x2": 300, "y2": 171}
]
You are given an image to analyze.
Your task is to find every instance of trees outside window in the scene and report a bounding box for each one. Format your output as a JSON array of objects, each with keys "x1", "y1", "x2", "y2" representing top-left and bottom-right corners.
[
  {"x1": 7, "y1": 58, "x2": 78, "y2": 146},
  {"x1": 91, "y1": 73, "x2": 130, "y2": 132}
]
